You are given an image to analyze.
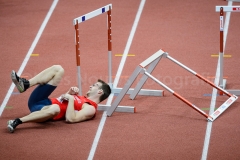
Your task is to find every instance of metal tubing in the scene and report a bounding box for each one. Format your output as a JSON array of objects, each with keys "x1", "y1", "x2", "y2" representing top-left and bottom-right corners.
[
  {"x1": 75, "y1": 20, "x2": 82, "y2": 95},
  {"x1": 166, "y1": 55, "x2": 197, "y2": 75},
  {"x1": 75, "y1": 20, "x2": 80, "y2": 66},
  {"x1": 107, "y1": 6, "x2": 112, "y2": 85},
  {"x1": 144, "y1": 71, "x2": 174, "y2": 93},
  {"x1": 77, "y1": 66, "x2": 82, "y2": 95},
  {"x1": 219, "y1": 7, "x2": 224, "y2": 88},
  {"x1": 196, "y1": 74, "x2": 232, "y2": 97}
]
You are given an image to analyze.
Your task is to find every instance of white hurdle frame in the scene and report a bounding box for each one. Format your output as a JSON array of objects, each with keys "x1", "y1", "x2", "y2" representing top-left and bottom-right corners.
[
  {"x1": 73, "y1": 4, "x2": 164, "y2": 113},
  {"x1": 106, "y1": 49, "x2": 238, "y2": 121},
  {"x1": 73, "y1": 4, "x2": 113, "y2": 95},
  {"x1": 216, "y1": 5, "x2": 240, "y2": 95}
]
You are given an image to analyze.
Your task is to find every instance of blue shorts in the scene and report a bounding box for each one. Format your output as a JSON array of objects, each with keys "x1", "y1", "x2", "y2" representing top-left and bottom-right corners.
[{"x1": 28, "y1": 84, "x2": 57, "y2": 112}]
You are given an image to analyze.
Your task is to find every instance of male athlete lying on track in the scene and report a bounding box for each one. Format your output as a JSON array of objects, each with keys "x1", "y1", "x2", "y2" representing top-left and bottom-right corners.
[{"x1": 7, "y1": 65, "x2": 111, "y2": 133}]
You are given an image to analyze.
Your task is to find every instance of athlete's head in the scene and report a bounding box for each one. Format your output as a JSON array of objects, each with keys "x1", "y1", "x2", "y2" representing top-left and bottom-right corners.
[
  {"x1": 87, "y1": 79, "x2": 111, "y2": 102},
  {"x1": 97, "y1": 79, "x2": 111, "y2": 102}
]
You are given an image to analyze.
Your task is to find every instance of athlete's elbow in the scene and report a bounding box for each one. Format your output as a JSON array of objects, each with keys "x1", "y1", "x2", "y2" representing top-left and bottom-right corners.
[
  {"x1": 66, "y1": 116, "x2": 89, "y2": 123},
  {"x1": 65, "y1": 118, "x2": 76, "y2": 123},
  {"x1": 65, "y1": 116, "x2": 77, "y2": 123}
]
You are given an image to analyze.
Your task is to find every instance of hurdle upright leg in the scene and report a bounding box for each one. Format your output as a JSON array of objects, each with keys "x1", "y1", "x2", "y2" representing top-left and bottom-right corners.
[
  {"x1": 219, "y1": 7, "x2": 224, "y2": 89},
  {"x1": 216, "y1": 5, "x2": 240, "y2": 95},
  {"x1": 74, "y1": 20, "x2": 82, "y2": 95},
  {"x1": 107, "y1": 6, "x2": 113, "y2": 87}
]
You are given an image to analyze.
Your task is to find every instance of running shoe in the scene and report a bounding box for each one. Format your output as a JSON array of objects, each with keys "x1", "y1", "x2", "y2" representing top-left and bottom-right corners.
[
  {"x1": 7, "y1": 120, "x2": 18, "y2": 133},
  {"x1": 11, "y1": 70, "x2": 29, "y2": 93}
]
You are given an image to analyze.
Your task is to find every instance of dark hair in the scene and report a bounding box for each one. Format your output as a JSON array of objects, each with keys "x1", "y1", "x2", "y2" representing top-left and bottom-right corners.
[{"x1": 98, "y1": 79, "x2": 111, "y2": 102}]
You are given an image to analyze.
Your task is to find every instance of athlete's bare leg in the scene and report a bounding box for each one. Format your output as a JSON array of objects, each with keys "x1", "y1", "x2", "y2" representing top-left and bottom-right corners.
[
  {"x1": 7, "y1": 104, "x2": 60, "y2": 133},
  {"x1": 11, "y1": 65, "x2": 64, "y2": 93},
  {"x1": 29, "y1": 65, "x2": 64, "y2": 87},
  {"x1": 19, "y1": 104, "x2": 60, "y2": 123}
]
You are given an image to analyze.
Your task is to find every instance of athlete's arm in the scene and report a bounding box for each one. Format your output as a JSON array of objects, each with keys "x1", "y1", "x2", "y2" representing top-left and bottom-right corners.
[
  {"x1": 66, "y1": 103, "x2": 96, "y2": 123},
  {"x1": 63, "y1": 94, "x2": 96, "y2": 123},
  {"x1": 57, "y1": 87, "x2": 79, "y2": 102}
]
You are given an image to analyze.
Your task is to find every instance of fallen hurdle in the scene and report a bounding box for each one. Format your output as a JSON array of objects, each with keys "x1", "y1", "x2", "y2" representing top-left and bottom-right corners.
[
  {"x1": 73, "y1": 4, "x2": 164, "y2": 113},
  {"x1": 106, "y1": 49, "x2": 238, "y2": 121},
  {"x1": 216, "y1": 5, "x2": 240, "y2": 95}
]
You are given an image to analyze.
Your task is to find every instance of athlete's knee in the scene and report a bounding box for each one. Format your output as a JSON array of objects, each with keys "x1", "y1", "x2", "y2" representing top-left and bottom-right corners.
[
  {"x1": 52, "y1": 65, "x2": 64, "y2": 74},
  {"x1": 51, "y1": 65, "x2": 64, "y2": 83},
  {"x1": 46, "y1": 104, "x2": 60, "y2": 116}
]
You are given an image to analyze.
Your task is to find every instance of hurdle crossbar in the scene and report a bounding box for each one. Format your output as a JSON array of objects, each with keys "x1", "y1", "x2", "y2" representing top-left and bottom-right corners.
[
  {"x1": 215, "y1": 6, "x2": 240, "y2": 95},
  {"x1": 73, "y1": 4, "x2": 112, "y2": 25},
  {"x1": 107, "y1": 49, "x2": 238, "y2": 121},
  {"x1": 216, "y1": 6, "x2": 240, "y2": 12}
]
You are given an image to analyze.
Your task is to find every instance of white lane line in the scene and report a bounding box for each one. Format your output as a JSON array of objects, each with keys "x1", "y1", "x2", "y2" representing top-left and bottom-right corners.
[
  {"x1": 113, "y1": 0, "x2": 146, "y2": 88},
  {"x1": 87, "y1": 0, "x2": 146, "y2": 160},
  {"x1": 0, "y1": 0, "x2": 59, "y2": 116},
  {"x1": 201, "y1": 1, "x2": 232, "y2": 160},
  {"x1": 87, "y1": 94, "x2": 113, "y2": 160}
]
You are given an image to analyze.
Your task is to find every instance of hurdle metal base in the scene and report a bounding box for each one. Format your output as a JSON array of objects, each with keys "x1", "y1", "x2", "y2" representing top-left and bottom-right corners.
[
  {"x1": 112, "y1": 87, "x2": 164, "y2": 97},
  {"x1": 98, "y1": 104, "x2": 135, "y2": 113},
  {"x1": 222, "y1": 79, "x2": 227, "y2": 89},
  {"x1": 220, "y1": 79, "x2": 240, "y2": 95},
  {"x1": 208, "y1": 95, "x2": 238, "y2": 122},
  {"x1": 226, "y1": 90, "x2": 240, "y2": 95},
  {"x1": 219, "y1": 79, "x2": 227, "y2": 95}
]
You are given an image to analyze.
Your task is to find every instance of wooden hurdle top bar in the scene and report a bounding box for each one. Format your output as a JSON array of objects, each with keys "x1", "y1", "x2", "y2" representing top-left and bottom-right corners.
[
  {"x1": 73, "y1": 4, "x2": 112, "y2": 25},
  {"x1": 216, "y1": 6, "x2": 240, "y2": 12}
]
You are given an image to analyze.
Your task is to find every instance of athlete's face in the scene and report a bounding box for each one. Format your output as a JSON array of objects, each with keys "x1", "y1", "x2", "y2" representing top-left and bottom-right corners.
[{"x1": 87, "y1": 82, "x2": 103, "y2": 96}]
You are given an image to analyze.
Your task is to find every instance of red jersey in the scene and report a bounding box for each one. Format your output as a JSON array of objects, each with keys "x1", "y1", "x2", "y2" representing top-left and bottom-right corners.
[{"x1": 50, "y1": 95, "x2": 97, "y2": 121}]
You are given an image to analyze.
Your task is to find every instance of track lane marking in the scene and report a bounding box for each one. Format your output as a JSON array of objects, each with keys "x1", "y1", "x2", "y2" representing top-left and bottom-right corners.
[
  {"x1": 0, "y1": 0, "x2": 59, "y2": 116},
  {"x1": 87, "y1": 0, "x2": 146, "y2": 159},
  {"x1": 211, "y1": 54, "x2": 231, "y2": 57},
  {"x1": 201, "y1": 1, "x2": 232, "y2": 160}
]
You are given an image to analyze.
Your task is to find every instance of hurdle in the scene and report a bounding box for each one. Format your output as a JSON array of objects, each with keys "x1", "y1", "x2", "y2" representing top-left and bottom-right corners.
[
  {"x1": 73, "y1": 4, "x2": 113, "y2": 95},
  {"x1": 73, "y1": 4, "x2": 164, "y2": 113},
  {"x1": 216, "y1": 5, "x2": 240, "y2": 95},
  {"x1": 106, "y1": 49, "x2": 238, "y2": 121}
]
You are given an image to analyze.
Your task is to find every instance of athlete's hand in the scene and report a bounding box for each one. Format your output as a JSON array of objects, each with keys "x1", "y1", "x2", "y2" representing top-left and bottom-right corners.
[
  {"x1": 61, "y1": 93, "x2": 74, "y2": 101},
  {"x1": 67, "y1": 87, "x2": 79, "y2": 95}
]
